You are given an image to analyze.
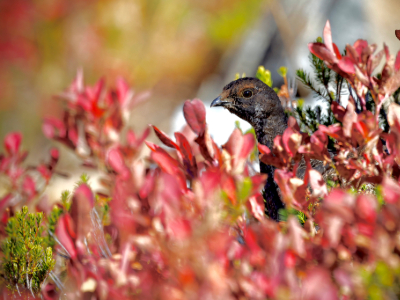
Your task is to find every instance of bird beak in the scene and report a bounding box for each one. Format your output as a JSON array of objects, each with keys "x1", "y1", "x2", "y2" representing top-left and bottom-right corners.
[{"x1": 210, "y1": 96, "x2": 225, "y2": 107}]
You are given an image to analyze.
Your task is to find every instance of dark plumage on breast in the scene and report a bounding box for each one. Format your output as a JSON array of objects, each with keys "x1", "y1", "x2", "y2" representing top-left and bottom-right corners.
[{"x1": 211, "y1": 77, "x2": 331, "y2": 221}]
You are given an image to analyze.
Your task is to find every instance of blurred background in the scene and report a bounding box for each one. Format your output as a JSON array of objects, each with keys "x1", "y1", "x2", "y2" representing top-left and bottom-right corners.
[{"x1": 0, "y1": 0, "x2": 399, "y2": 176}]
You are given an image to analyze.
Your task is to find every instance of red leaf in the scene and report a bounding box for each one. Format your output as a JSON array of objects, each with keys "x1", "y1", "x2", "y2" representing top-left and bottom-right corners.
[
  {"x1": 331, "y1": 101, "x2": 346, "y2": 122},
  {"x1": 152, "y1": 125, "x2": 178, "y2": 149},
  {"x1": 195, "y1": 127, "x2": 215, "y2": 162},
  {"x1": 4, "y1": 132, "x2": 22, "y2": 155},
  {"x1": 258, "y1": 143, "x2": 271, "y2": 155},
  {"x1": 175, "y1": 132, "x2": 197, "y2": 177},
  {"x1": 183, "y1": 99, "x2": 206, "y2": 135},
  {"x1": 332, "y1": 43, "x2": 342, "y2": 59},
  {"x1": 282, "y1": 127, "x2": 302, "y2": 157},
  {"x1": 151, "y1": 148, "x2": 180, "y2": 175},
  {"x1": 396, "y1": 30, "x2": 400, "y2": 41},
  {"x1": 221, "y1": 175, "x2": 237, "y2": 205}
]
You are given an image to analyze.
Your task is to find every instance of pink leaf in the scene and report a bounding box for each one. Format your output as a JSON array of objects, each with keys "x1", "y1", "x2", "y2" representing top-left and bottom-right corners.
[
  {"x1": 353, "y1": 39, "x2": 369, "y2": 58},
  {"x1": 387, "y1": 103, "x2": 400, "y2": 128},
  {"x1": 382, "y1": 176, "x2": 400, "y2": 204},
  {"x1": 135, "y1": 126, "x2": 150, "y2": 147},
  {"x1": 395, "y1": 50, "x2": 400, "y2": 72},
  {"x1": 70, "y1": 184, "x2": 94, "y2": 249},
  {"x1": 288, "y1": 216, "x2": 306, "y2": 257},
  {"x1": 309, "y1": 169, "x2": 327, "y2": 197},
  {"x1": 55, "y1": 215, "x2": 77, "y2": 259},
  {"x1": 183, "y1": 99, "x2": 206, "y2": 135},
  {"x1": 50, "y1": 148, "x2": 59, "y2": 160},
  {"x1": 338, "y1": 56, "x2": 355, "y2": 74},
  {"x1": 4, "y1": 132, "x2": 22, "y2": 155},
  {"x1": 115, "y1": 77, "x2": 133, "y2": 106},
  {"x1": 301, "y1": 268, "x2": 338, "y2": 300},
  {"x1": 342, "y1": 100, "x2": 357, "y2": 137},
  {"x1": 22, "y1": 175, "x2": 36, "y2": 199},
  {"x1": 356, "y1": 194, "x2": 377, "y2": 223},
  {"x1": 107, "y1": 147, "x2": 130, "y2": 178},
  {"x1": 239, "y1": 133, "x2": 255, "y2": 160},
  {"x1": 308, "y1": 43, "x2": 337, "y2": 64},
  {"x1": 323, "y1": 20, "x2": 334, "y2": 54},
  {"x1": 167, "y1": 218, "x2": 192, "y2": 240},
  {"x1": 248, "y1": 194, "x2": 265, "y2": 221}
]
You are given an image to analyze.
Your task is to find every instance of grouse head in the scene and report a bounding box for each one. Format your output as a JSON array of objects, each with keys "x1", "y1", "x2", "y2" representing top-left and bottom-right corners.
[{"x1": 211, "y1": 77, "x2": 287, "y2": 149}]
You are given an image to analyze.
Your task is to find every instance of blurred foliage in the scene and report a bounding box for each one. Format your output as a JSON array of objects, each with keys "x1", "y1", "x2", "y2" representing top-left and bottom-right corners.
[{"x1": 0, "y1": 0, "x2": 266, "y2": 146}]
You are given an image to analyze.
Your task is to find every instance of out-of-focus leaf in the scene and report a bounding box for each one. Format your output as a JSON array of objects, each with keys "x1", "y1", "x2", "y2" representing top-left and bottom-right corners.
[
  {"x1": 382, "y1": 176, "x2": 400, "y2": 204},
  {"x1": 301, "y1": 267, "x2": 338, "y2": 300},
  {"x1": 309, "y1": 169, "x2": 327, "y2": 197},
  {"x1": 323, "y1": 20, "x2": 334, "y2": 53},
  {"x1": 4, "y1": 132, "x2": 22, "y2": 155},
  {"x1": 308, "y1": 42, "x2": 336, "y2": 64},
  {"x1": 183, "y1": 99, "x2": 206, "y2": 135},
  {"x1": 153, "y1": 125, "x2": 178, "y2": 149},
  {"x1": 55, "y1": 214, "x2": 77, "y2": 259}
]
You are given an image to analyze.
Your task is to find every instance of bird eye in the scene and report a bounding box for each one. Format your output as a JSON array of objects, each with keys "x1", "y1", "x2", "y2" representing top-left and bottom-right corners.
[{"x1": 242, "y1": 89, "x2": 253, "y2": 98}]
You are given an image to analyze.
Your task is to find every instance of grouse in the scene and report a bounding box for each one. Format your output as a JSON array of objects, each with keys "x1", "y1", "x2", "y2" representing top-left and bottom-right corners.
[{"x1": 211, "y1": 77, "x2": 328, "y2": 221}]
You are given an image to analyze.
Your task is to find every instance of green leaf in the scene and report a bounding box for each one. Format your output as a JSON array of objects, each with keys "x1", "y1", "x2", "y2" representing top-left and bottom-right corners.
[
  {"x1": 277, "y1": 66, "x2": 287, "y2": 78},
  {"x1": 256, "y1": 66, "x2": 273, "y2": 87}
]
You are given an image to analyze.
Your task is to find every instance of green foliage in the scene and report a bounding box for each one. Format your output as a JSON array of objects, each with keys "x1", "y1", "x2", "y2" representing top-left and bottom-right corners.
[
  {"x1": 76, "y1": 173, "x2": 90, "y2": 187},
  {"x1": 256, "y1": 66, "x2": 273, "y2": 87},
  {"x1": 360, "y1": 261, "x2": 400, "y2": 299},
  {"x1": 1, "y1": 207, "x2": 55, "y2": 296},
  {"x1": 277, "y1": 66, "x2": 287, "y2": 78},
  {"x1": 278, "y1": 208, "x2": 307, "y2": 225}
]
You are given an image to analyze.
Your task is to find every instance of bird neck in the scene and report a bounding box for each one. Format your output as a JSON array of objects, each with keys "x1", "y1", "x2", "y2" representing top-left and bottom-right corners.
[
  {"x1": 252, "y1": 109, "x2": 288, "y2": 150},
  {"x1": 252, "y1": 108, "x2": 287, "y2": 221}
]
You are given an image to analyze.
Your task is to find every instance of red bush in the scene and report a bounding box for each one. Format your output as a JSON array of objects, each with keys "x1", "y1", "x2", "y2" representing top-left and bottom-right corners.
[{"x1": 2, "y1": 21, "x2": 400, "y2": 299}]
